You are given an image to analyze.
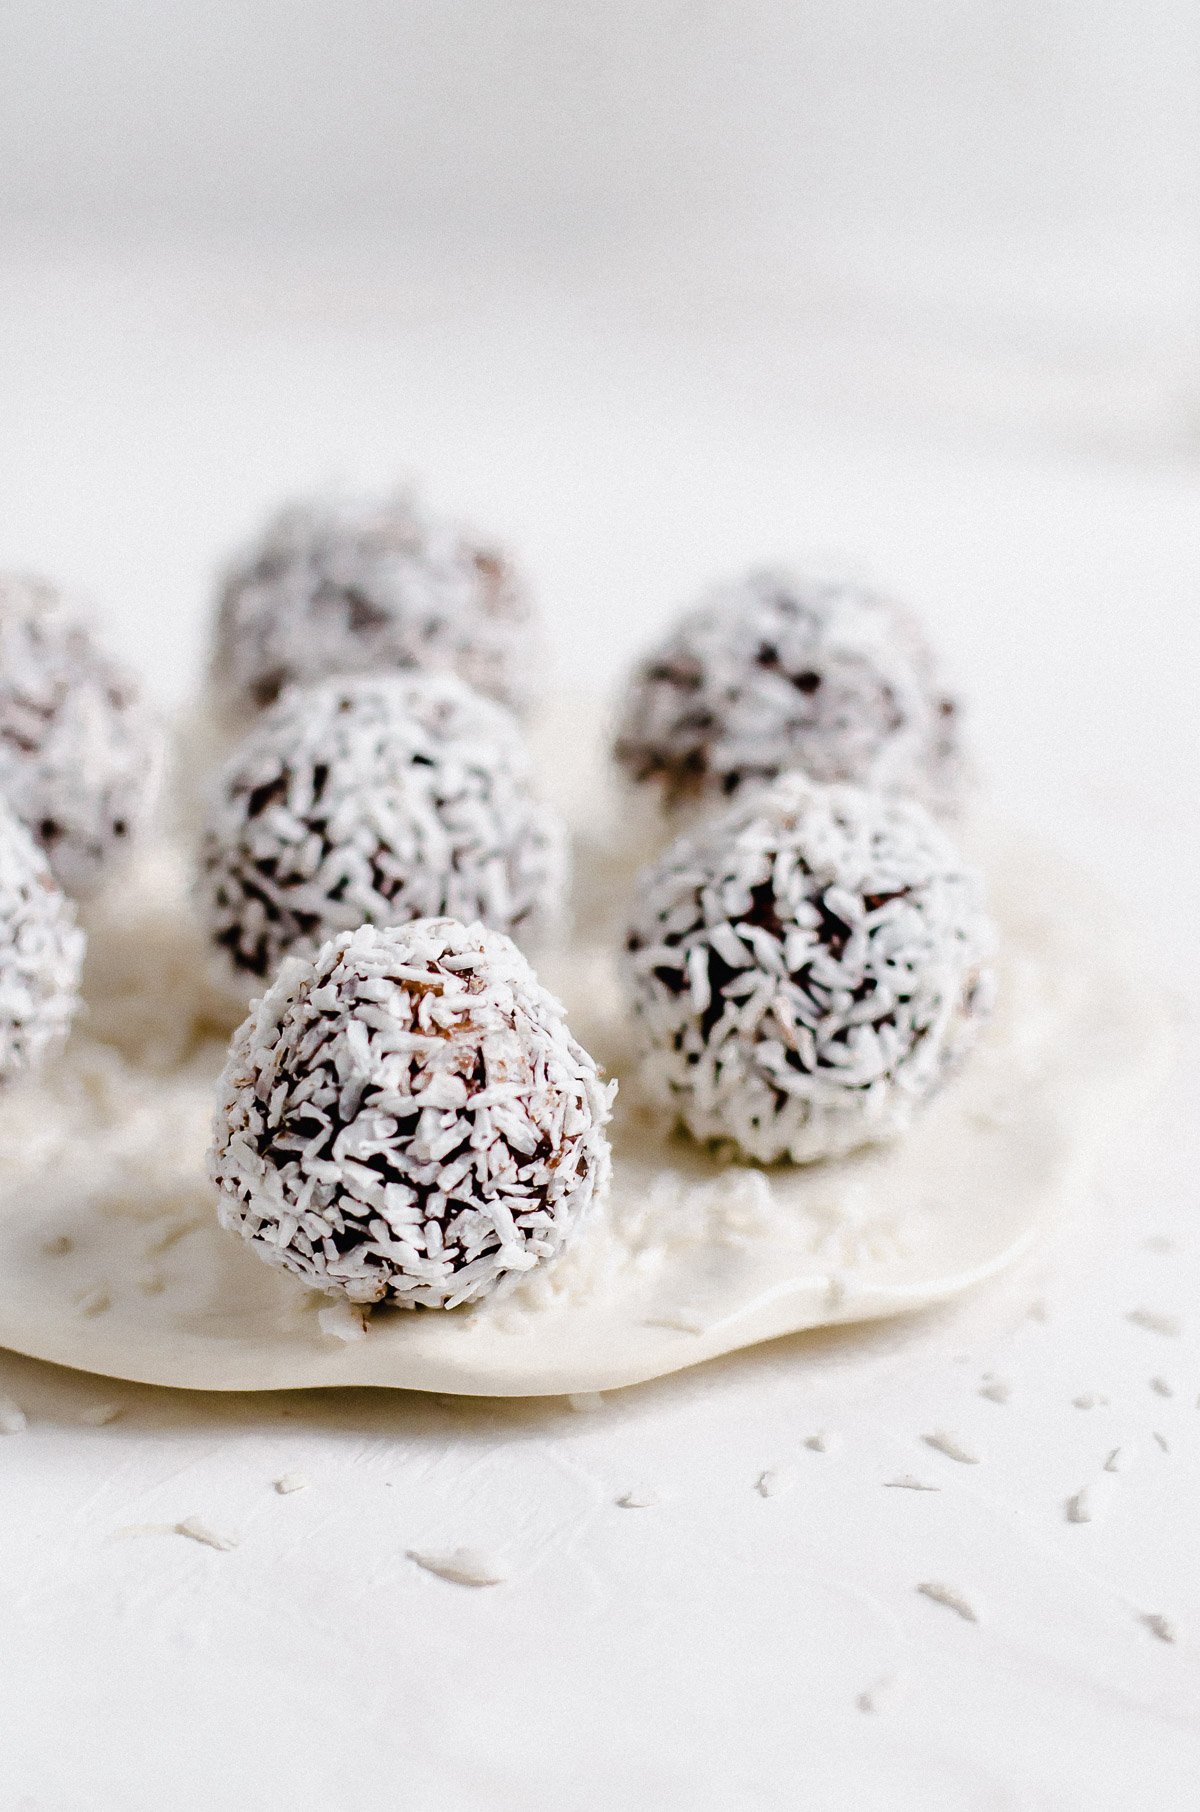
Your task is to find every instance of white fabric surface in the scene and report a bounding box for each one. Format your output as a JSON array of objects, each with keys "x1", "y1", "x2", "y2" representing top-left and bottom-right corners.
[{"x1": 0, "y1": 245, "x2": 1197, "y2": 1811}]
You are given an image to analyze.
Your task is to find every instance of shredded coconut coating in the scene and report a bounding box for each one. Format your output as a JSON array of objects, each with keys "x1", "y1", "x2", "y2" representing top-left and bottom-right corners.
[
  {"x1": 614, "y1": 570, "x2": 964, "y2": 818},
  {"x1": 623, "y1": 774, "x2": 994, "y2": 1163},
  {"x1": 0, "y1": 574, "x2": 163, "y2": 896},
  {"x1": 210, "y1": 492, "x2": 542, "y2": 719},
  {"x1": 209, "y1": 919, "x2": 616, "y2": 1309},
  {"x1": 0, "y1": 800, "x2": 85, "y2": 1082},
  {"x1": 197, "y1": 672, "x2": 567, "y2": 995}
]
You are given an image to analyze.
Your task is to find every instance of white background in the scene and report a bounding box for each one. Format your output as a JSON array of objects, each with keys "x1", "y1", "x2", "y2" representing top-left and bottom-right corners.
[{"x1": 0, "y1": 7, "x2": 1198, "y2": 1809}]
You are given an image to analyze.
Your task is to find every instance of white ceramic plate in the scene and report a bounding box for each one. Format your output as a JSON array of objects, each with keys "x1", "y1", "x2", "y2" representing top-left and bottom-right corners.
[{"x1": 0, "y1": 710, "x2": 1171, "y2": 1395}]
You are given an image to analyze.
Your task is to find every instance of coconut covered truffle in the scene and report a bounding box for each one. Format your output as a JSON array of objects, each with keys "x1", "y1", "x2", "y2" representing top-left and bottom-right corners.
[
  {"x1": 0, "y1": 574, "x2": 162, "y2": 895},
  {"x1": 209, "y1": 919, "x2": 616, "y2": 1308},
  {"x1": 0, "y1": 799, "x2": 85, "y2": 1082},
  {"x1": 198, "y1": 671, "x2": 566, "y2": 995},
  {"x1": 624, "y1": 774, "x2": 994, "y2": 1164},
  {"x1": 614, "y1": 571, "x2": 964, "y2": 819},
  {"x1": 210, "y1": 492, "x2": 540, "y2": 719}
]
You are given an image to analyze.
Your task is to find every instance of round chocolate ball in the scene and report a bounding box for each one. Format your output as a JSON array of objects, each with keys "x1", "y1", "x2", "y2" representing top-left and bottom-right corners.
[
  {"x1": 210, "y1": 492, "x2": 540, "y2": 719},
  {"x1": 209, "y1": 919, "x2": 616, "y2": 1308},
  {"x1": 198, "y1": 671, "x2": 567, "y2": 997},
  {"x1": 0, "y1": 799, "x2": 86, "y2": 1083},
  {"x1": 614, "y1": 571, "x2": 964, "y2": 819},
  {"x1": 623, "y1": 773, "x2": 994, "y2": 1163},
  {"x1": 0, "y1": 575, "x2": 163, "y2": 896}
]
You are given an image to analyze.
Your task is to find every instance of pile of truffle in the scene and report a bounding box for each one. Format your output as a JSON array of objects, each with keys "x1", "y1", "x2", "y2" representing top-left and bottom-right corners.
[{"x1": 0, "y1": 491, "x2": 997, "y2": 1318}]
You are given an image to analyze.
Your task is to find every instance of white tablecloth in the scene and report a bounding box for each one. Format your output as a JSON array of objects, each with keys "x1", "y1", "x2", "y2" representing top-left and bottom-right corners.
[{"x1": 0, "y1": 244, "x2": 1196, "y2": 1811}]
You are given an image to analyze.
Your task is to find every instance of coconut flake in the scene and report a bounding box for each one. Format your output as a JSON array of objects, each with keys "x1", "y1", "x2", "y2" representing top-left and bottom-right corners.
[
  {"x1": 0, "y1": 1394, "x2": 28, "y2": 1434},
  {"x1": 317, "y1": 1300, "x2": 367, "y2": 1344},
  {"x1": 175, "y1": 1517, "x2": 238, "y2": 1552},
  {"x1": 1127, "y1": 1308, "x2": 1182, "y2": 1337},
  {"x1": 857, "y1": 1672, "x2": 907, "y2": 1715},
  {"x1": 1141, "y1": 1612, "x2": 1178, "y2": 1644},
  {"x1": 917, "y1": 1582, "x2": 979, "y2": 1623},
  {"x1": 274, "y1": 1473, "x2": 309, "y2": 1495},
  {"x1": 615, "y1": 1488, "x2": 657, "y2": 1510},
  {"x1": 77, "y1": 1402, "x2": 124, "y2": 1427},
  {"x1": 407, "y1": 1546, "x2": 506, "y2": 1588}
]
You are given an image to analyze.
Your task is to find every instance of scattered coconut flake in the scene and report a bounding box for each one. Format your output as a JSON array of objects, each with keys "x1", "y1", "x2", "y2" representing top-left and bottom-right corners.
[
  {"x1": 567, "y1": 1392, "x2": 604, "y2": 1414},
  {"x1": 136, "y1": 1268, "x2": 167, "y2": 1297},
  {"x1": 643, "y1": 1311, "x2": 709, "y2": 1335},
  {"x1": 1065, "y1": 1480, "x2": 1114, "y2": 1525},
  {"x1": 317, "y1": 1300, "x2": 368, "y2": 1344},
  {"x1": 75, "y1": 1286, "x2": 111, "y2": 1318},
  {"x1": 1149, "y1": 1377, "x2": 1174, "y2": 1398},
  {"x1": 1072, "y1": 1393, "x2": 1109, "y2": 1410},
  {"x1": 857, "y1": 1672, "x2": 907, "y2": 1715},
  {"x1": 77, "y1": 1402, "x2": 124, "y2": 1427},
  {"x1": 1143, "y1": 1235, "x2": 1175, "y2": 1254},
  {"x1": 0, "y1": 1394, "x2": 28, "y2": 1434},
  {"x1": 1026, "y1": 1299, "x2": 1050, "y2": 1323},
  {"x1": 1153, "y1": 1431, "x2": 1171, "y2": 1454},
  {"x1": 175, "y1": 1517, "x2": 238, "y2": 1552},
  {"x1": 407, "y1": 1546, "x2": 506, "y2": 1588},
  {"x1": 1127, "y1": 1308, "x2": 1182, "y2": 1338},
  {"x1": 917, "y1": 1582, "x2": 979, "y2": 1623},
  {"x1": 978, "y1": 1380, "x2": 1011, "y2": 1405},
  {"x1": 804, "y1": 1431, "x2": 837, "y2": 1454},
  {"x1": 922, "y1": 1431, "x2": 980, "y2": 1466},
  {"x1": 43, "y1": 1233, "x2": 74, "y2": 1257},
  {"x1": 1141, "y1": 1612, "x2": 1177, "y2": 1645},
  {"x1": 1104, "y1": 1447, "x2": 1131, "y2": 1474},
  {"x1": 756, "y1": 1468, "x2": 795, "y2": 1499},
  {"x1": 274, "y1": 1473, "x2": 309, "y2": 1495},
  {"x1": 883, "y1": 1476, "x2": 939, "y2": 1492},
  {"x1": 615, "y1": 1489, "x2": 657, "y2": 1510}
]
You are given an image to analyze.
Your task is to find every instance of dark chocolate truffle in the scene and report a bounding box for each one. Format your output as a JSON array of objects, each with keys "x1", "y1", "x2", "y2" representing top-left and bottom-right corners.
[
  {"x1": 198, "y1": 671, "x2": 566, "y2": 996},
  {"x1": 623, "y1": 773, "x2": 994, "y2": 1163},
  {"x1": 0, "y1": 574, "x2": 163, "y2": 895},
  {"x1": 614, "y1": 571, "x2": 964, "y2": 819},
  {"x1": 209, "y1": 919, "x2": 615, "y2": 1308},
  {"x1": 210, "y1": 492, "x2": 540, "y2": 718}
]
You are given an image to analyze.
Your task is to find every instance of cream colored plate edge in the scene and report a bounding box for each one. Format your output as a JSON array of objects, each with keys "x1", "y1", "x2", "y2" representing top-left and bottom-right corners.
[{"x1": 0, "y1": 706, "x2": 1172, "y2": 1396}]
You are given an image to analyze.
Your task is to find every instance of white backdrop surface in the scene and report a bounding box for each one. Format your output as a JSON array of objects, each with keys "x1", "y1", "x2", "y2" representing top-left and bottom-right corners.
[
  {"x1": 0, "y1": 7, "x2": 1199, "y2": 1806},
  {"x1": 0, "y1": 238, "x2": 1196, "y2": 1812}
]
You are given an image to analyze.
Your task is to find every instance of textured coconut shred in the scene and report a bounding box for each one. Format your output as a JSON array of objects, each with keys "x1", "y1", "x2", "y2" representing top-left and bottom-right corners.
[
  {"x1": 0, "y1": 802, "x2": 85, "y2": 1081},
  {"x1": 0, "y1": 573, "x2": 162, "y2": 897},
  {"x1": 209, "y1": 919, "x2": 616, "y2": 1310},
  {"x1": 198, "y1": 672, "x2": 565, "y2": 996},
  {"x1": 613, "y1": 569, "x2": 964, "y2": 819},
  {"x1": 623, "y1": 774, "x2": 995, "y2": 1164},
  {"x1": 210, "y1": 492, "x2": 541, "y2": 719}
]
